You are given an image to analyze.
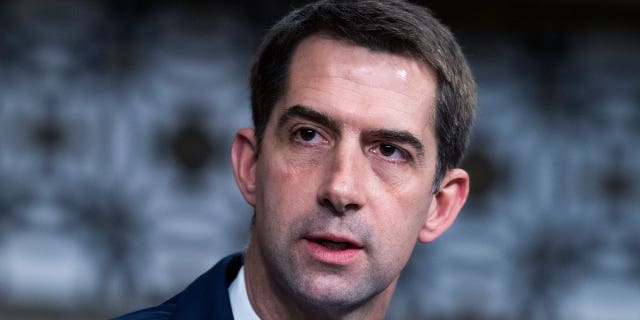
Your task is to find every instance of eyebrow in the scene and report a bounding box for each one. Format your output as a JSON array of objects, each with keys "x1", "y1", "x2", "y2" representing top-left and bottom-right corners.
[
  {"x1": 366, "y1": 129, "x2": 425, "y2": 161},
  {"x1": 278, "y1": 105, "x2": 341, "y2": 133},
  {"x1": 278, "y1": 104, "x2": 425, "y2": 161}
]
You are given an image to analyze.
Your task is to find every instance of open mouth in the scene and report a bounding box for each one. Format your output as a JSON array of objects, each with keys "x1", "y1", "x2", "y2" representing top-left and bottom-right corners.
[
  {"x1": 313, "y1": 239, "x2": 357, "y2": 251},
  {"x1": 304, "y1": 235, "x2": 363, "y2": 264},
  {"x1": 304, "y1": 235, "x2": 362, "y2": 251}
]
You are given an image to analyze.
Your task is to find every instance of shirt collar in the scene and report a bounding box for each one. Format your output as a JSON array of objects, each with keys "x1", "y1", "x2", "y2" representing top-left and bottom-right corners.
[{"x1": 228, "y1": 265, "x2": 261, "y2": 319}]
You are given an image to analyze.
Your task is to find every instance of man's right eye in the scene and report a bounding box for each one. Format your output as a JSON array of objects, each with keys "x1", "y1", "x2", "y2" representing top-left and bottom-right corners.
[
  {"x1": 298, "y1": 128, "x2": 317, "y2": 141},
  {"x1": 292, "y1": 127, "x2": 327, "y2": 146}
]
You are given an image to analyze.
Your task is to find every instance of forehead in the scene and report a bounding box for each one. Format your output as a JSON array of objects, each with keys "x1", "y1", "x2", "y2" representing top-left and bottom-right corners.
[{"x1": 282, "y1": 35, "x2": 438, "y2": 132}]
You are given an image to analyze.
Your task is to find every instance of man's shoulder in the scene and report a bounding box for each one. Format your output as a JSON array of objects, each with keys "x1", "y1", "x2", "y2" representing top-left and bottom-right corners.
[
  {"x1": 112, "y1": 252, "x2": 244, "y2": 320},
  {"x1": 112, "y1": 296, "x2": 178, "y2": 320}
]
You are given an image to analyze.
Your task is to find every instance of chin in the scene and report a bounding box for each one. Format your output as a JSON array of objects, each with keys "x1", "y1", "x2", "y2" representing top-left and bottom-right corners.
[{"x1": 290, "y1": 272, "x2": 383, "y2": 311}]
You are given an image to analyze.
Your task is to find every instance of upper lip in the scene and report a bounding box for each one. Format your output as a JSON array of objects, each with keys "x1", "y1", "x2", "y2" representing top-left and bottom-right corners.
[{"x1": 303, "y1": 233, "x2": 364, "y2": 248}]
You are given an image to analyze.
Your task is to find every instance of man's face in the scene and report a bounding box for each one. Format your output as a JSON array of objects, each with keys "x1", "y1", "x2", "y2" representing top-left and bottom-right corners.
[{"x1": 244, "y1": 35, "x2": 442, "y2": 308}]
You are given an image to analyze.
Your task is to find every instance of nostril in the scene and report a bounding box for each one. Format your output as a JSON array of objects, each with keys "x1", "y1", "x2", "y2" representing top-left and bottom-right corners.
[
  {"x1": 320, "y1": 198, "x2": 341, "y2": 214},
  {"x1": 344, "y1": 203, "x2": 360, "y2": 212},
  {"x1": 321, "y1": 198, "x2": 332, "y2": 208},
  {"x1": 319, "y1": 197, "x2": 360, "y2": 215}
]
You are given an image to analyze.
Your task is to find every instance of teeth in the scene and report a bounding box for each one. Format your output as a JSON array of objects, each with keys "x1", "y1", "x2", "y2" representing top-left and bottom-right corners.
[{"x1": 318, "y1": 240, "x2": 351, "y2": 251}]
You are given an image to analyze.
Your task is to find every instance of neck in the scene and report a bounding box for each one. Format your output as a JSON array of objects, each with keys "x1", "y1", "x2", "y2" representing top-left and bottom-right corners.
[{"x1": 243, "y1": 240, "x2": 395, "y2": 320}]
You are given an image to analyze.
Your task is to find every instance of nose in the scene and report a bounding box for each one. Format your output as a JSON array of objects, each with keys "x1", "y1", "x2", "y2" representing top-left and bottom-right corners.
[{"x1": 317, "y1": 144, "x2": 367, "y2": 214}]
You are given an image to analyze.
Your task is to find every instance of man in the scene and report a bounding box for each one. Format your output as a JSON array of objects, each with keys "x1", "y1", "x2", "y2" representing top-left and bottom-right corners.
[{"x1": 116, "y1": 0, "x2": 475, "y2": 319}]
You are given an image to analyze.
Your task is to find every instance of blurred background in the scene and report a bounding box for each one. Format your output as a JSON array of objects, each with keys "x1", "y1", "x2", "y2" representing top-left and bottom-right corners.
[{"x1": 0, "y1": 0, "x2": 638, "y2": 319}]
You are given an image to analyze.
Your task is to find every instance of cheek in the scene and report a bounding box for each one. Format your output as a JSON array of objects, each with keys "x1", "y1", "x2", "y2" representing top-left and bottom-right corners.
[
  {"x1": 257, "y1": 155, "x2": 318, "y2": 218},
  {"x1": 370, "y1": 164, "x2": 413, "y2": 190},
  {"x1": 376, "y1": 188, "x2": 432, "y2": 244},
  {"x1": 369, "y1": 153, "x2": 437, "y2": 204}
]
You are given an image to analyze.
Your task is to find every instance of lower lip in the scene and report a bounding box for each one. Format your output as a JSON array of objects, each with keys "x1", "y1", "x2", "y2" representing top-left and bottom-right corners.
[{"x1": 305, "y1": 239, "x2": 362, "y2": 265}]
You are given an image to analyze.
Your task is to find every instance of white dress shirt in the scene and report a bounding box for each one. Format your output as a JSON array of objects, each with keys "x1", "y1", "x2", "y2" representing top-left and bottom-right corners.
[{"x1": 228, "y1": 265, "x2": 261, "y2": 319}]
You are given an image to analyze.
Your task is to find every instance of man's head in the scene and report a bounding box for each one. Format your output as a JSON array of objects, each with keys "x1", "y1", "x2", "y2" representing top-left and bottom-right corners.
[
  {"x1": 231, "y1": 0, "x2": 476, "y2": 318},
  {"x1": 250, "y1": 0, "x2": 476, "y2": 192}
]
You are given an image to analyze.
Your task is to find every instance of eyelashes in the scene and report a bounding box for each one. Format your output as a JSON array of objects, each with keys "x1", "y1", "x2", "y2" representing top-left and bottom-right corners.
[
  {"x1": 290, "y1": 126, "x2": 410, "y2": 164},
  {"x1": 370, "y1": 144, "x2": 410, "y2": 163},
  {"x1": 291, "y1": 127, "x2": 328, "y2": 146}
]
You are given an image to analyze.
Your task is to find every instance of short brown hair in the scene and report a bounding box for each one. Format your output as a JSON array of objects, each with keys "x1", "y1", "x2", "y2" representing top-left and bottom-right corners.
[{"x1": 250, "y1": 0, "x2": 477, "y2": 192}]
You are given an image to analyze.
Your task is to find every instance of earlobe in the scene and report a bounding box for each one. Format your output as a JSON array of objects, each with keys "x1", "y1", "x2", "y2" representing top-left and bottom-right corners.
[
  {"x1": 418, "y1": 168, "x2": 469, "y2": 243},
  {"x1": 231, "y1": 128, "x2": 259, "y2": 206}
]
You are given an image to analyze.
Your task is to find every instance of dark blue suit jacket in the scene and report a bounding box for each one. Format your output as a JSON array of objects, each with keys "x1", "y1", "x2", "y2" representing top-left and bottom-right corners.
[{"x1": 113, "y1": 253, "x2": 243, "y2": 320}]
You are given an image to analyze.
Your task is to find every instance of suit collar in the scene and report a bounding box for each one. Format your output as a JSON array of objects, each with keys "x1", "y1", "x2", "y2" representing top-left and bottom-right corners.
[{"x1": 175, "y1": 252, "x2": 244, "y2": 320}]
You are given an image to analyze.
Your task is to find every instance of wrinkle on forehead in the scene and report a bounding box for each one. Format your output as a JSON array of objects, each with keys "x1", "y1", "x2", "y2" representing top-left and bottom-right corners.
[
  {"x1": 329, "y1": 58, "x2": 433, "y2": 98},
  {"x1": 290, "y1": 35, "x2": 437, "y2": 113},
  {"x1": 284, "y1": 35, "x2": 438, "y2": 140}
]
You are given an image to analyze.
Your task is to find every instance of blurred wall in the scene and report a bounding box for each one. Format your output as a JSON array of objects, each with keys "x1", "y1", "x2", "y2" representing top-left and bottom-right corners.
[{"x1": 0, "y1": 1, "x2": 638, "y2": 319}]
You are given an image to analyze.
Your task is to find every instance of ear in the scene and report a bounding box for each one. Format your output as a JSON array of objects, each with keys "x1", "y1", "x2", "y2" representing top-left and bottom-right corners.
[
  {"x1": 231, "y1": 128, "x2": 258, "y2": 207},
  {"x1": 418, "y1": 168, "x2": 469, "y2": 243}
]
